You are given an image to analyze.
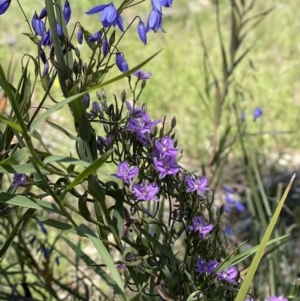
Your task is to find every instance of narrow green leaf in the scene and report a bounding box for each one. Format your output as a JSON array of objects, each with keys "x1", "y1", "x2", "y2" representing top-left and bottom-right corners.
[
  {"x1": 0, "y1": 115, "x2": 22, "y2": 132},
  {"x1": 43, "y1": 155, "x2": 90, "y2": 168},
  {"x1": 77, "y1": 224, "x2": 128, "y2": 301},
  {"x1": 0, "y1": 164, "x2": 49, "y2": 174},
  {"x1": 62, "y1": 236, "x2": 121, "y2": 293},
  {"x1": 65, "y1": 150, "x2": 112, "y2": 191},
  {"x1": 0, "y1": 193, "x2": 62, "y2": 215},
  {"x1": 235, "y1": 175, "x2": 296, "y2": 301},
  {"x1": 0, "y1": 148, "x2": 28, "y2": 165},
  {"x1": 0, "y1": 208, "x2": 35, "y2": 262}
]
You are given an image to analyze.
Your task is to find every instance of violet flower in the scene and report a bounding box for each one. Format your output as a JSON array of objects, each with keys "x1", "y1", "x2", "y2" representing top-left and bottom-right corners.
[
  {"x1": 161, "y1": 0, "x2": 173, "y2": 7},
  {"x1": 63, "y1": 0, "x2": 71, "y2": 24},
  {"x1": 195, "y1": 258, "x2": 207, "y2": 273},
  {"x1": 207, "y1": 260, "x2": 220, "y2": 273},
  {"x1": 253, "y1": 106, "x2": 263, "y2": 121},
  {"x1": 89, "y1": 31, "x2": 101, "y2": 43},
  {"x1": 102, "y1": 36, "x2": 109, "y2": 57},
  {"x1": 12, "y1": 173, "x2": 26, "y2": 188},
  {"x1": 153, "y1": 155, "x2": 180, "y2": 179},
  {"x1": 187, "y1": 216, "x2": 213, "y2": 239},
  {"x1": 133, "y1": 70, "x2": 152, "y2": 80},
  {"x1": 38, "y1": 7, "x2": 47, "y2": 19},
  {"x1": 137, "y1": 20, "x2": 147, "y2": 45},
  {"x1": 147, "y1": 9, "x2": 164, "y2": 33},
  {"x1": 31, "y1": 12, "x2": 45, "y2": 36},
  {"x1": 116, "y1": 53, "x2": 129, "y2": 73},
  {"x1": 217, "y1": 266, "x2": 239, "y2": 284},
  {"x1": 132, "y1": 181, "x2": 159, "y2": 202},
  {"x1": 86, "y1": 3, "x2": 124, "y2": 32},
  {"x1": 77, "y1": 27, "x2": 83, "y2": 44},
  {"x1": 267, "y1": 296, "x2": 288, "y2": 301},
  {"x1": 186, "y1": 175, "x2": 209, "y2": 197},
  {"x1": 112, "y1": 161, "x2": 139, "y2": 185},
  {"x1": 126, "y1": 101, "x2": 146, "y2": 118},
  {"x1": 155, "y1": 136, "x2": 178, "y2": 158},
  {"x1": 0, "y1": 0, "x2": 11, "y2": 15}
]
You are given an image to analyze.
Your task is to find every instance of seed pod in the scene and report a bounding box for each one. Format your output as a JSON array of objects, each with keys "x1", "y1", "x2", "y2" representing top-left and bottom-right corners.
[{"x1": 121, "y1": 90, "x2": 126, "y2": 102}]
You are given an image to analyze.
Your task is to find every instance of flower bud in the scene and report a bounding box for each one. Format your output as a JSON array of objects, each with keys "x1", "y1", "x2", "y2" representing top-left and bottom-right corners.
[
  {"x1": 135, "y1": 155, "x2": 141, "y2": 166},
  {"x1": 82, "y1": 63, "x2": 88, "y2": 74},
  {"x1": 141, "y1": 79, "x2": 147, "y2": 89},
  {"x1": 103, "y1": 124, "x2": 109, "y2": 134},
  {"x1": 77, "y1": 27, "x2": 83, "y2": 44},
  {"x1": 75, "y1": 47, "x2": 80, "y2": 57},
  {"x1": 109, "y1": 29, "x2": 116, "y2": 45},
  {"x1": 121, "y1": 90, "x2": 126, "y2": 102},
  {"x1": 171, "y1": 116, "x2": 176, "y2": 129},
  {"x1": 142, "y1": 103, "x2": 147, "y2": 113},
  {"x1": 101, "y1": 88, "x2": 106, "y2": 101},
  {"x1": 73, "y1": 59, "x2": 79, "y2": 75},
  {"x1": 83, "y1": 93, "x2": 90, "y2": 108},
  {"x1": 41, "y1": 62, "x2": 49, "y2": 77},
  {"x1": 96, "y1": 91, "x2": 101, "y2": 101}
]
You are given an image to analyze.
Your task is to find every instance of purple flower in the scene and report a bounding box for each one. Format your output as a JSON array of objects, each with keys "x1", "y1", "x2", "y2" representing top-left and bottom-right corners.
[
  {"x1": 147, "y1": 9, "x2": 164, "y2": 33},
  {"x1": 56, "y1": 22, "x2": 63, "y2": 36},
  {"x1": 12, "y1": 173, "x2": 26, "y2": 188},
  {"x1": 41, "y1": 30, "x2": 51, "y2": 47},
  {"x1": 223, "y1": 186, "x2": 234, "y2": 194},
  {"x1": 77, "y1": 27, "x2": 83, "y2": 44},
  {"x1": 116, "y1": 263, "x2": 126, "y2": 269},
  {"x1": 196, "y1": 258, "x2": 220, "y2": 273},
  {"x1": 196, "y1": 258, "x2": 207, "y2": 273},
  {"x1": 207, "y1": 260, "x2": 220, "y2": 273},
  {"x1": 126, "y1": 101, "x2": 146, "y2": 117},
  {"x1": 161, "y1": 0, "x2": 173, "y2": 7},
  {"x1": 151, "y1": 0, "x2": 162, "y2": 12},
  {"x1": 96, "y1": 136, "x2": 112, "y2": 154},
  {"x1": 225, "y1": 193, "x2": 245, "y2": 212},
  {"x1": 133, "y1": 70, "x2": 152, "y2": 80},
  {"x1": 155, "y1": 136, "x2": 178, "y2": 158},
  {"x1": 86, "y1": 2, "x2": 124, "y2": 32},
  {"x1": 116, "y1": 53, "x2": 129, "y2": 73},
  {"x1": 186, "y1": 176, "x2": 209, "y2": 197},
  {"x1": 153, "y1": 155, "x2": 180, "y2": 179},
  {"x1": 38, "y1": 7, "x2": 47, "y2": 19},
  {"x1": 217, "y1": 266, "x2": 238, "y2": 284},
  {"x1": 0, "y1": 0, "x2": 11, "y2": 15},
  {"x1": 112, "y1": 161, "x2": 139, "y2": 185},
  {"x1": 83, "y1": 93, "x2": 90, "y2": 108},
  {"x1": 102, "y1": 36, "x2": 109, "y2": 57},
  {"x1": 31, "y1": 12, "x2": 45, "y2": 36},
  {"x1": 132, "y1": 181, "x2": 159, "y2": 202},
  {"x1": 89, "y1": 31, "x2": 101, "y2": 43},
  {"x1": 88, "y1": 101, "x2": 101, "y2": 117},
  {"x1": 63, "y1": 0, "x2": 71, "y2": 24},
  {"x1": 187, "y1": 216, "x2": 213, "y2": 238},
  {"x1": 137, "y1": 20, "x2": 147, "y2": 45},
  {"x1": 253, "y1": 106, "x2": 263, "y2": 121},
  {"x1": 268, "y1": 296, "x2": 288, "y2": 301},
  {"x1": 127, "y1": 113, "x2": 161, "y2": 145}
]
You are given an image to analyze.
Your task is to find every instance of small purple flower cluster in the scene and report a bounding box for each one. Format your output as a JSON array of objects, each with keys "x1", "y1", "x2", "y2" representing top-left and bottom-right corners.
[
  {"x1": 265, "y1": 296, "x2": 288, "y2": 301},
  {"x1": 196, "y1": 258, "x2": 239, "y2": 285},
  {"x1": 223, "y1": 186, "x2": 245, "y2": 213}
]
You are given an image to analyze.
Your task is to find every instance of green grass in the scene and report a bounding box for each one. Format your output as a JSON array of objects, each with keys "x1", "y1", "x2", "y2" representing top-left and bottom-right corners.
[{"x1": 0, "y1": 0, "x2": 299, "y2": 164}]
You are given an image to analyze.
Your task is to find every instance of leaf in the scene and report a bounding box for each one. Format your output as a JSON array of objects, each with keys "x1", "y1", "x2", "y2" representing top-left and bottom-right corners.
[
  {"x1": 65, "y1": 150, "x2": 112, "y2": 191},
  {"x1": 46, "y1": 120, "x2": 81, "y2": 141},
  {"x1": 0, "y1": 208, "x2": 35, "y2": 262},
  {"x1": 0, "y1": 148, "x2": 29, "y2": 165},
  {"x1": 0, "y1": 193, "x2": 62, "y2": 215},
  {"x1": 43, "y1": 155, "x2": 90, "y2": 168},
  {"x1": 235, "y1": 174, "x2": 296, "y2": 301},
  {"x1": 0, "y1": 115, "x2": 22, "y2": 132},
  {"x1": 62, "y1": 236, "x2": 122, "y2": 293},
  {"x1": 34, "y1": 216, "x2": 78, "y2": 232},
  {"x1": 77, "y1": 224, "x2": 128, "y2": 301},
  {"x1": 0, "y1": 164, "x2": 49, "y2": 174}
]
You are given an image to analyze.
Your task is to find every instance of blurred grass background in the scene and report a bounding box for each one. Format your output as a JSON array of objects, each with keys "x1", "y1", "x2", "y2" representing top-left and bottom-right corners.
[{"x1": 0, "y1": 0, "x2": 300, "y2": 166}]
